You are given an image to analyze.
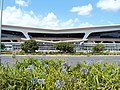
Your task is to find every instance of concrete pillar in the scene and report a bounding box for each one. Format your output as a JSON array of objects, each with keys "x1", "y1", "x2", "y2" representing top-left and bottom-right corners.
[
  {"x1": 22, "y1": 31, "x2": 30, "y2": 39},
  {"x1": 83, "y1": 32, "x2": 90, "y2": 39}
]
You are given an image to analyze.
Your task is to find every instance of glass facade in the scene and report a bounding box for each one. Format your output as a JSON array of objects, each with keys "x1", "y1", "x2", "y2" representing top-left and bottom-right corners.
[
  {"x1": 88, "y1": 30, "x2": 120, "y2": 38},
  {"x1": 1, "y1": 26, "x2": 120, "y2": 52},
  {"x1": 2, "y1": 30, "x2": 25, "y2": 38},
  {"x1": 28, "y1": 33, "x2": 85, "y2": 38},
  {"x1": 73, "y1": 43, "x2": 120, "y2": 52},
  {"x1": 38, "y1": 42, "x2": 55, "y2": 50}
]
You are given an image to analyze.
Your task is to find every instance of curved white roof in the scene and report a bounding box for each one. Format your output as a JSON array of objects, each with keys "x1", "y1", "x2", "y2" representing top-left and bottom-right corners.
[
  {"x1": 2, "y1": 24, "x2": 120, "y2": 32},
  {"x1": 2, "y1": 24, "x2": 120, "y2": 40}
]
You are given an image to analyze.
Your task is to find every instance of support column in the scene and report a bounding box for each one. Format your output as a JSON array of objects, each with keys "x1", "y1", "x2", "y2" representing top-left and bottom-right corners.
[
  {"x1": 22, "y1": 31, "x2": 30, "y2": 40},
  {"x1": 83, "y1": 32, "x2": 90, "y2": 39}
]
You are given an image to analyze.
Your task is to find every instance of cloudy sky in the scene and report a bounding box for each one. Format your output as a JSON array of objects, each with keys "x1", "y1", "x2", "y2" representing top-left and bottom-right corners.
[{"x1": 2, "y1": 0, "x2": 120, "y2": 28}]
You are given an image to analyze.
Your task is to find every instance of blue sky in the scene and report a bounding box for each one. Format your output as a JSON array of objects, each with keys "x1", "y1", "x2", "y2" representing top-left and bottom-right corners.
[{"x1": 2, "y1": 0, "x2": 120, "y2": 28}]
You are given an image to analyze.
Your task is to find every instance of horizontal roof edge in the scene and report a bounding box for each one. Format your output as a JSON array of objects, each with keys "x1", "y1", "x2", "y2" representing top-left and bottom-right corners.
[{"x1": 2, "y1": 24, "x2": 120, "y2": 31}]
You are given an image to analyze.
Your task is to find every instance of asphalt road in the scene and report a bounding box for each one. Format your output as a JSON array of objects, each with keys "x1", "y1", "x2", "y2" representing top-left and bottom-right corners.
[{"x1": 1, "y1": 55, "x2": 120, "y2": 66}]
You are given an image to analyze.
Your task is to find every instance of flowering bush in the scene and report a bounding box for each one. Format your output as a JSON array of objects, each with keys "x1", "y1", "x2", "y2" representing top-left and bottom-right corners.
[{"x1": 0, "y1": 58, "x2": 120, "y2": 90}]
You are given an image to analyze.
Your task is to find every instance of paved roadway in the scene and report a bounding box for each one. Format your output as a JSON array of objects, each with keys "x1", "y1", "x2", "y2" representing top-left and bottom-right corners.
[{"x1": 1, "y1": 55, "x2": 120, "y2": 66}]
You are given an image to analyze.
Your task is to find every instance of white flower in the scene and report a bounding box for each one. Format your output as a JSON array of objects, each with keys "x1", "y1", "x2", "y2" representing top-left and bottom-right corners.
[
  {"x1": 56, "y1": 80, "x2": 61, "y2": 89},
  {"x1": 69, "y1": 77, "x2": 78, "y2": 82},
  {"x1": 61, "y1": 62, "x2": 68, "y2": 66},
  {"x1": 55, "y1": 80, "x2": 65, "y2": 89},
  {"x1": 37, "y1": 79, "x2": 44, "y2": 84},
  {"x1": 42, "y1": 72, "x2": 45, "y2": 76},
  {"x1": 61, "y1": 66, "x2": 67, "y2": 72},
  {"x1": 44, "y1": 64, "x2": 48, "y2": 68},
  {"x1": 112, "y1": 69, "x2": 115, "y2": 73},
  {"x1": 31, "y1": 78, "x2": 44, "y2": 84},
  {"x1": 26, "y1": 64, "x2": 34, "y2": 71},
  {"x1": 80, "y1": 68, "x2": 88, "y2": 75},
  {"x1": 100, "y1": 65, "x2": 105, "y2": 71}
]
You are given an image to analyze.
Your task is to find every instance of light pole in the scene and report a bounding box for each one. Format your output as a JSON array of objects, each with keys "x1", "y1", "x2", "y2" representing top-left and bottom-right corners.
[{"x1": 0, "y1": 0, "x2": 3, "y2": 65}]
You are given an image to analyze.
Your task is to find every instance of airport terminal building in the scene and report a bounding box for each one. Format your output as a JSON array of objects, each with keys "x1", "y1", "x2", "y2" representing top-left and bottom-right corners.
[{"x1": 1, "y1": 25, "x2": 120, "y2": 52}]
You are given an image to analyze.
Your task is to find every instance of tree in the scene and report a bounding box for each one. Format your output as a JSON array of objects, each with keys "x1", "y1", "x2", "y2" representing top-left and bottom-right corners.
[
  {"x1": 92, "y1": 43, "x2": 104, "y2": 53},
  {"x1": 1, "y1": 43, "x2": 5, "y2": 50},
  {"x1": 21, "y1": 40, "x2": 38, "y2": 53},
  {"x1": 54, "y1": 42, "x2": 75, "y2": 53}
]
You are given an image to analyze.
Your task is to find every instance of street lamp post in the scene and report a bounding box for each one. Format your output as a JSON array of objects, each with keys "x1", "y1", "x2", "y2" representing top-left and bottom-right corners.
[{"x1": 0, "y1": 0, "x2": 3, "y2": 65}]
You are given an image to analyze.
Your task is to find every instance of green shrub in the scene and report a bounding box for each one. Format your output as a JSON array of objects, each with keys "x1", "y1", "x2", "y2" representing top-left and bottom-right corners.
[
  {"x1": 1, "y1": 43, "x2": 5, "y2": 50},
  {"x1": 54, "y1": 42, "x2": 75, "y2": 53},
  {"x1": 93, "y1": 44, "x2": 105, "y2": 53},
  {"x1": 16, "y1": 51, "x2": 25, "y2": 55},
  {"x1": 0, "y1": 58, "x2": 120, "y2": 89},
  {"x1": 21, "y1": 40, "x2": 39, "y2": 53},
  {"x1": 1, "y1": 51, "x2": 12, "y2": 54}
]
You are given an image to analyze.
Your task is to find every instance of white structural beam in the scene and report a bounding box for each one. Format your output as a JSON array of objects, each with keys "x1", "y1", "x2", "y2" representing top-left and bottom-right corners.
[
  {"x1": 1, "y1": 24, "x2": 120, "y2": 42},
  {"x1": 2, "y1": 24, "x2": 120, "y2": 34}
]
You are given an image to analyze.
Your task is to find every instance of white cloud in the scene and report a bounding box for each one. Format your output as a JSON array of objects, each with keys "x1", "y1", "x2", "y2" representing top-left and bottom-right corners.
[
  {"x1": 2, "y1": 6, "x2": 81, "y2": 29},
  {"x1": 79, "y1": 22, "x2": 93, "y2": 27},
  {"x1": 97, "y1": 0, "x2": 120, "y2": 11},
  {"x1": 3, "y1": 6, "x2": 41, "y2": 27},
  {"x1": 70, "y1": 3, "x2": 93, "y2": 16},
  {"x1": 15, "y1": 0, "x2": 29, "y2": 7},
  {"x1": 41, "y1": 12, "x2": 59, "y2": 27},
  {"x1": 60, "y1": 18, "x2": 79, "y2": 27}
]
